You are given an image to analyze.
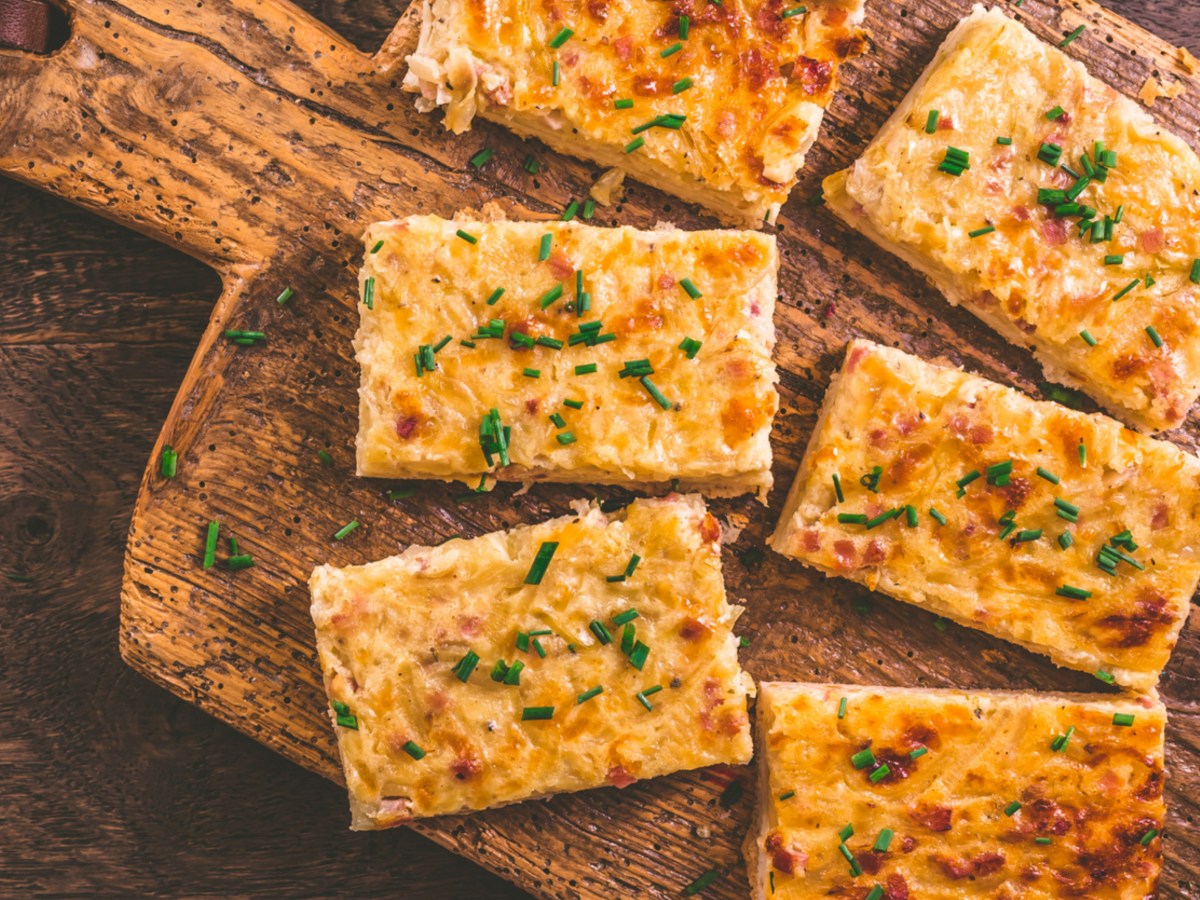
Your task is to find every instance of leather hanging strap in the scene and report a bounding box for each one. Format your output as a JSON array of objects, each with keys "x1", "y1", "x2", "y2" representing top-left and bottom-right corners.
[{"x1": 0, "y1": 0, "x2": 52, "y2": 53}]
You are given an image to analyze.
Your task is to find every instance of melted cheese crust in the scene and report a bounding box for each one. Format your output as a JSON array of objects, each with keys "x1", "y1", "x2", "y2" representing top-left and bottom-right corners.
[
  {"x1": 746, "y1": 683, "x2": 1165, "y2": 899},
  {"x1": 770, "y1": 340, "x2": 1200, "y2": 691},
  {"x1": 309, "y1": 495, "x2": 754, "y2": 828},
  {"x1": 403, "y1": 0, "x2": 866, "y2": 225},
  {"x1": 824, "y1": 5, "x2": 1200, "y2": 431},
  {"x1": 357, "y1": 216, "x2": 778, "y2": 498}
]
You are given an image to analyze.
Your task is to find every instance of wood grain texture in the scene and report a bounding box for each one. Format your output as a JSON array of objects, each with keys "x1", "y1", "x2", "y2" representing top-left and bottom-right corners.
[{"x1": 1, "y1": 0, "x2": 1198, "y2": 897}]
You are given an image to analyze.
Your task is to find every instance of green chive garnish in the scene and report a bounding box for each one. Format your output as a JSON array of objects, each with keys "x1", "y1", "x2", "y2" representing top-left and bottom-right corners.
[
  {"x1": 1060, "y1": 24, "x2": 1086, "y2": 47},
  {"x1": 523, "y1": 154, "x2": 541, "y2": 174},
  {"x1": 369, "y1": 241, "x2": 384, "y2": 255},
  {"x1": 525, "y1": 541, "x2": 559, "y2": 584},
  {"x1": 832, "y1": 473, "x2": 845, "y2": 502},
  {"x1": 838, "y1": 823, "x2": 854, "y2": 842},
  {"x1": 202, "y1": 520, "x2": 219, "y2": 569},
  {"x1": 556, "y1": 432, "x2": 576, "y2": 445},
  {"x1": 1036, "y1": 467, "x2": 1060, "y2": 484},
  {"x1": 276, "y1": 286, "x2": 295, "y2": 306},
  {"x1": 969, "y1": 225, "x2": 996, "y2": 238},
  {"x1": 1140, "y1": 828, "x2": 1159, "y2": 846},
  {"x1": 1080, "y1": 329, "x2": 1097, "y2": 346},
  {"x1": 538, "y1": 233, "x2": 553, "y2": 262},
  {"x1": 781, "y1": 4, "x2": 806, "y2": 17},
  {"x1": 1050, "y1": 725, "x2": 1076, "y2": 752},
  {"x1": 469, "y1": 147, "x2": 493, "y2": 168},
  {"x1": 929, "y1": 507, "x2": 947, "y2": 526},
  {"x1": 865, "y1": 888, "x2": 884, "y2": 900},
  {"x1": 837, "y1": 697, "x2": 848, "y2": 718},
  {"x1": 851, "y1": 748, "x2": 875, "y2": 769},
  {"x1": 683, "y1": 870, "x2": 719, "y2": 896},
  {"x1": 552, "y1": 60, "x2": 560, "y2": 86},
  {"x1": 1146, "y1": 326, "x2": 1163, "y2": 348},
  {"x1": 1190, "y1": 259, "x2": 1200, "y2": 284},
  {"x1": 160, "y1": 445, "x2": 178, "y2": 478},
  {"x1": 503, "y1": 659, "x2": 524, "y2": 684},
  {"x1": 574, "y1": 363, "x2": 597, "y2": 376},
  {"x1": 1113, "y1": 712, "x2": 1135, "y2": 726},
  {"x1": 1112, "y1": 278, "x2": 1140, "y2": 302},
  {"x1": 1045, "y1": 105, "x2": 1066, "y2": 120},
  {"x1": 1104, "y1": 254, "x2": 1124, "y2": 266},
  {"x1": 333, "y1": 520, "x2": 359, "y2": 540},
  {"x1": 548, "y1": 26, "x2": 574, "y2": 48},
  {"x1": 636, "y1": 684, "x2": 662, "y2": 710},
  {"x1": 562, "y1": 200, "x2": 580, "y2": 221},
  {"x1": 909, "y1": 746, "x2": 928, "y2": 759},
  {"x1": 640, "y1": 376, "x2": 672, "y2": 410},
  {"x1": 1095, "y1": 669, "x2": 1115, "y2": 684},
  {"x1": 539, "y1": 284, "x2": 564, "y2": 309},
  {"x1": 1056, "y1": 584, "x2": 1091, "y2": 600},
  {"x1": 522, "y1": 706, "x2": 555, "y2": 721},
  {"x1": 452, "y1": 650, "x2": 480, "y2": 682},
  {"x1": 228, "y1": 553, "x2": 253, "y2": 571},
  {"x1": 1013, "y1": 529, "x2": 1042, "y2": 543},
  {"x1": 332, "y1": 700, "x2": 358, "y2": 729},
  {"x1": 563, "y1": 398, "x2": 584, "y2": 410},
  {"x1": 779, "y1": 790, "x2": 795, "y2": 801},
  {"x1": 624, "y1": 137, "x2": 644, "y2": 154},
  {"x1": 523, "y1": 367, "x2": 541, "y2": 378},
  {"x1": 1004, "y1": 801, "x2": 1021, "y2": 816},
  {"x1": 996, "y1": 136, "x2": 1012, "y2": 145},
  {"x1": 578, "y1": 685, "x2": 603, "y2": 704},
  {"x1": 1037, "y1": 142, "x2": 1063, "y2": 166},
  {"x1": 402, "y1": 740, "x2": 426, "y2": 759},
  {"x1": 924, "y1": 109, "x2": 939, "y2": 134},
  {"x1": 455, "y1": 229, "x2": 477, "y2": 244},
  {"x1": 613, "y1": 608, "x2": 639, "y2": 625},
  {"x1": 1058, "y1": 531, "x2": 1073, "y2": 550},
  {"x1": 838, "y1": 513, "x2": 867, "y2": 525},
  {"x1": 614, "y1": 98, "x2": 633, "y2": 109},
  {"x1": 1035, "y1": 837, "x2": 1052, "y2": 845},
  {"x1": 661, "y1": 41, "x2": 682, "y2": 58},
  {"x1": 589, "y1": 619, "x2": 613, "y2": 645},
  {"x1": 680, "y1": 277, "x2": 702, "y2": 299},
  {"x1": 868, "y1": 764, "x2": 891, "y2": 783}
]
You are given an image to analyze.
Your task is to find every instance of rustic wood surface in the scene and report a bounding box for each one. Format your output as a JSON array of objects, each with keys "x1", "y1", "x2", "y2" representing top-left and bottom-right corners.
[{"x1": 1, "y1": 0, "x2": 1198, "y2": 897}]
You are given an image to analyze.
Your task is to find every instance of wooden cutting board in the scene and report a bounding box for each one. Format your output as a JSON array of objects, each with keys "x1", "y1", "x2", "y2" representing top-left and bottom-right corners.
[{"x1": 2, "y1": 0, "x2": 1197, "y2": 895}]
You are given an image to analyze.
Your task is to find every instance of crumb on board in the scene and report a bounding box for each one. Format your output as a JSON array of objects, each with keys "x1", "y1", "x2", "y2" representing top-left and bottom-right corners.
[{"x1": 1139, "y1": 74, "x2": 1185, "y2": 107}]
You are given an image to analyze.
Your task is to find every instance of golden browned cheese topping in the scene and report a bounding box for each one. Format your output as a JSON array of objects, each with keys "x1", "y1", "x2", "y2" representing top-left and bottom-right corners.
[
  {"x1": 356, "y1": 216, "x2": 778, "y2": 498},
  {"x1": 770, "y1": 340, "x2": 1200, "y2": 691},
  {"x1": 749, "y1": 683, "x2": 1165, "y2": 899},
  {"x1": 309, "y1": 495, "x2": 754, "y2": 828},
  {"x1": 404, "y1": 0, "x2": 866, "y2": 223},
  {"x1": 824, "y1": 6, "x2": 1200, "y2": 431}
]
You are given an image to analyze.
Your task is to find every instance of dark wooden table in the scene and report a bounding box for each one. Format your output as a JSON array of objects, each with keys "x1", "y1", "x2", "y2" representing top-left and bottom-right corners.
[{"x1": 1, "y1": 1, "x2": 1196, "y2": 895}]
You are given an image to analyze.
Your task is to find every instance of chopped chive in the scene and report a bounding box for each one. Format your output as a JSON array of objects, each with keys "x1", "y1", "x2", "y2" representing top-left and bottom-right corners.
[
  {"x1": 589, "y1": 619, "x2": 613, "y2": 645},
  {"x1": 1094, "y1": 669, "x2": 1115, "y2": 684},
  {"x1": 549, "y1": 412, "x2": 566, "y2": 428},
  {"x1": 333, "y1": 520, "x2": 360, "y2": 540},
  {"x1": 661, "y1": 41, "x2": 682, "y2": 58},
  {"x1": 636, "y1": 684, "x2": 662, "y2": 710},
  {"x1": 866, "y1": 508, "x2": 901, "y2": 529},
  {"x1": 1190, "y1": 259, "x2": 1200, "y2": 284},
  {"x1": 317, "y1": 449, "x2": 334, "y2": 467},
  {"x1": 538, "y1": 233, "x2": 553, "y2": 261},
  {"x1": 927, "y1": 507, "x2": 948, "y2": 526},
  {"x1": 838, "y1": 513, "x2": 868, "y2": 525},
  {"x1": 455, "y1": 229, "x2": 477, "y2": 244},
  {"x1": 276, "y1": 286, "x2": 295, "y2": 306},
  {"x1": 1060, "y1": 24, "x2": 1086, "y2": 47},
  {"x1": 1035, "y1": 837, "x2": 1053, "y2": 845},
  {"x1": 873, "y1": 829, "x2": 894, "y2": 852},
  {"x1": 614, "y1": 98, "x2": 634, "y2": 109},
  {"x1": 525, "y1": 541, "x2": 559, "y2": 584},
  {"x1": 539, "y1": 284, "x2": 564, "y2": 309},
  {"x1": 451, "y1": 650, "x2": 480, "y2": 682},
  {"x1": 1112, "y1": 278, "x2": 1140, "y2": 302},
  {"x1": 561, "y1": 200, "x2": 579, "y2": 221},
  {"x1": 532, "y1": 638, "x2": 546, "y2": 658},
  {"x1": 1054, "y1": 497, "x2": 1080, "y2": 516},
  {"x1": 969, "y1": 225, "x2": 996, "y2": 238},
  {"x1": 1080, "y1": 329, "x2": 1097, "y2": 347},
  {"x1": 578, "y1": 685, "x2": 604, "y2": 704},
  {"x1": 672, "y1": 77, "x2": 693, "y2": 94},
  {"x1": 523, "y1": 368, "x2": 541, "y2": 378},
  {"x1": 1056, "y1": 584, "x2": 1091, "y2": 600},
  {"x1": 1113, "y1": 712, "x2": 1135, "y2": 727},
  {"x1": 490, "y1": 660, "x2": 509, "y2": 682},
  {"x1": 1140, "y1": 828, "x2": 1159, "y2": 846},
  {"x1": 679, "y1": 336, "x2": 702, "y2": 359},
  {"x1": 628, "y1": 641, "x2": 650, "y2": 670},
  {"x1": 552, "y1": 60, "x2": 560, "y2": 86},
  {"x1": 640, "y1": 376, "x2": 673, "y2": 410},
  {"x1": 778, "y1": 790, "x2": 796, "y2": 801},
  {"x1": 624, "y1": 136, "x2": 644, "y2": 154},
  {"x1": 522, "y1": 706, "x2": 555, "y2": 721},
  {"x1": 837, "y1": 697, "x2": 848, "y2": 719},
  {"x1": 620, "y1": 622, "x2": 636, "y2": 654},
  {"x1": 781, "y1": 4, "x2": 806, "y2": 17},
  {"x1": 202, "y1": 520, "x2": 219, "y2": 569},
  {"x1": 925, "y1": 109, "x2": 939, "y2": 133},
  {"x1": 523, "y1": 154, "x2": 541, "y2": 174},
  {"x1": 956, "y1": 470, "x2": 980, "y2": 490},
  {"x1": 1036, "y1": 467, "x2": 1059, "y2": 485},
  {"x1": 1050, "y1": 725, "x2": 1076, "y2": 752},
  {"x1": 504, "y1": 660, "x2": 524, "y2": 685},
  {"x1": 1037, "y1": 142, "x2": 1063, "y2": 166},
  {"x1": 838, "y1": 843, "x2": 856, "y2": 865},
  {"x1": 1146, "y1": 326, "x2": 1163, "y2": 348},
  {"x1": 865, "y1": 888, "x2": 884, "y2": 900},
  {"x1": 832, "y1": 473, "x2": 845, "y2": 502},
  {"x1": 851, "y1": 748, "x2": 876, "y2": 769},
  {"x1": 997, "y1": 136, "x2": 1013, "y2": 145},
  {"x1": 1104, "y1": 254, "x2": 1124, "y2": 266},
  {"x1": 1058, "y1": 531, "x2": 1073, "y2": 550},
  {"x1": 613, "y1": 609, "x2": 639, "y2": 625},
  {"x1": 1045, "y1": 105, "x2": 1066, "y2": 120},
  {"x1": 575, "y1": 363, "x2": 597, "y2": 375},
  {"x1": 402, "y1": 740, "x2": 426, "y2": 759},
  {"x1": 860, "y1": 465, "x2": 883, "y2": 492},
  {"x1": 556, "y1": 432, "x2": 576, "y2": 445},
  {"x1": 683, "y1": 870, "x2": 718, "y2": 896},
  {"x1": 909, "y1": 746, "x2": 928, "y2": 759},
  {"x1": 582, "y1": 199, "x2": 596, "y2": 219},
  {"x1": 536, "y1": 336, "x2": 564, "y2": 350},
  {"x1": 227, "y1": 553, "x2": 254, "y2": 571},
  {"x1": 868, "y1": 764, "x2": 891, "y2": 783},
  {"x1": 368, "y1": 240, "x2": 385, "y2": 256},
  {"x1": 548, "y1": 26, "x2": 574, "y2": 48},
  {"x1": 838, "y1": 823, "x2": 854, "y2": 842},
  {"x1": 563, "y1": 398, "x2": 584, "y2": 410},
  {"x1": 468, "y1": 147, "x2": 494, "y2": 168},
  {"x1": 160, "y1": 445, "x2": 178, "y2": 478},
  {"x1": 1013, "y1": 529, "x2": 1042, "y2": 543},
  {"x1": 1005, "y1": 801, "x2": 1022, "y2": 816},
  {"x1": 679, "y1": 14, "x2": 690, "y2": 37},
  {"x1": 680, "y1": 277, "x2": 703, "y2": 299}
]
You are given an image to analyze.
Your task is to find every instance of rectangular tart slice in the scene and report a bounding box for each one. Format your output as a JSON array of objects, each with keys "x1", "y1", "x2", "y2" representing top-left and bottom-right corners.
[
  {"x1": 746, "y1": 682, "x2": 1166, "y2": 899},
  {"x1": 770, "y1": 340, "x2": 1200, "y2": 691},
  {"x1": 356, "y1": 216, "x2": 778, "y2": 499},
  {"x1": 401, "y1": 0, "x2": 867, "y2": 226},
  {"x1": 309, "y1": 494, "x2": 754, "y2": 828},
  {"x1": 823, "y1": 5, "x2": 1200, "y2": 431}
]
